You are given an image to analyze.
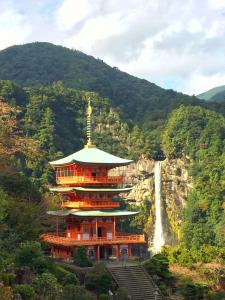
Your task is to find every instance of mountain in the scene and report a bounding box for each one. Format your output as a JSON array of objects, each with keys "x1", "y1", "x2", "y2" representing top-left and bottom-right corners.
[
  {"x1": 0, "y1": 42, "x2": 202, "y2": 126},
  {"x1": 197, "y1": 85, "x2": 225, "y2": 102}
]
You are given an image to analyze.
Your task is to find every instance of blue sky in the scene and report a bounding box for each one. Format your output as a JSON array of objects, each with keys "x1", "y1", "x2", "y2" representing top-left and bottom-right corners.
[{"x1": 1, "y1": 0, "x2": 225, "y2": 95}]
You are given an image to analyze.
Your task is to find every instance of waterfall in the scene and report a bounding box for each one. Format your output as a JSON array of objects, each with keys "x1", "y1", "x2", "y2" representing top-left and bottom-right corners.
[{"x1": 152, "y1": 161, "x2": 165, "y2": 254}]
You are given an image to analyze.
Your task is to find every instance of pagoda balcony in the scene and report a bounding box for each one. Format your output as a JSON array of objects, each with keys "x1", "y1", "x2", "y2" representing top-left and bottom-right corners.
[
  {"x1": 56, "y1": 175, "x2": 124, "y2": 186},
  {"x1": 41, "y1": 232, "x2": 145, "y2": 246},
  {"x1": 61, "y1": 200, "x2": 120, "y2": 209}
]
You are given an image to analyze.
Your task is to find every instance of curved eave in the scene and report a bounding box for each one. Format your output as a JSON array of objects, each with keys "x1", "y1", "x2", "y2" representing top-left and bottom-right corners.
[
  {"x1": 74, "y1": 187, "x2": 133, "y2": 193},
  {"x1": 47, "y1": 209, "x2": 138, "y2": 217},
  {"x1": 49, "y1": 187, "x2": 133, "y2": 193},
  {"x1": 49, "y1": 147, "x2": 133, "y2": 167}
]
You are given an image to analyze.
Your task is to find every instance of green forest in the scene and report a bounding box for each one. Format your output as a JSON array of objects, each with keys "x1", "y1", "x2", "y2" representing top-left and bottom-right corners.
[{"x1": 0, "y1": 42, "x2": 225, "y2": 299}]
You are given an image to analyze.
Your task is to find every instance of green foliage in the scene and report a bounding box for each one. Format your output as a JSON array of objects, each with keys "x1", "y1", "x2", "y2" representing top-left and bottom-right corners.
[
  {"x1": 84, "y1": 262, "x2": 112, "y2": 295},
  {"x1": 164, "y1": 246, "x2": 225, "y2": 267},
  {"x1": 129, "y1": 199, "x2": 151, "y2": 233},
  {"x1": 178, "y1": 278, "x2": 208, "y2": 300},
  {"x1": 52, "y1": 266, "x2": 78, "y2": 286},
  {"x1": 162, "y1": 105, "x2": 225, "y2": 248},
  {"x1": 116, "y1": 287, "x2": 128, "y2": 300},
  {"x1": 144, "y1": 253, "x2": 174, "y2": 291},
  {"x1": 15, "y1": 241, "x2": 47, "y2": 273},
  {"x1": 14, "y1": 284, "x2": 36, "y2": 300},
  {"x1": 33, "y1": 272, "x2": 61, "y2": 299},
  {"x1": 99, "y1": 294, "x2": 109, "y2": 300},
  {"x1": 0, "y1": 188, "x2": 7, "y2": 225},
  {"x1": 0, "y1": 42, "x2": 204, "y2": 127},
  {"x1": 61, "y1": 284, "x2": 91, "y2": 300},
  {"x1": 73, "y1": 247, "x2": 93, "y2": 267}
]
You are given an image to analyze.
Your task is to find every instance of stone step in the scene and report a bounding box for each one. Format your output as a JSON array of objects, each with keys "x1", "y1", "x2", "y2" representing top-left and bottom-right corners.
[{"x1": 108, "y1": 265, "x2": 165, "y2": 300}]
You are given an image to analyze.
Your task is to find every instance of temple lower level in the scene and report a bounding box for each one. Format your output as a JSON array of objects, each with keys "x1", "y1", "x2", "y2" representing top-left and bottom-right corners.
[{"x1": 42, "y1": 210, "x2": 145, "y2": 261}]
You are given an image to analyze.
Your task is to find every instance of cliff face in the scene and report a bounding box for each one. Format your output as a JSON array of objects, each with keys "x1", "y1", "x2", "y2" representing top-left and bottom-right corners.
[{"x1": 122, "y1": 157, "x2": 193, "y2": 247}]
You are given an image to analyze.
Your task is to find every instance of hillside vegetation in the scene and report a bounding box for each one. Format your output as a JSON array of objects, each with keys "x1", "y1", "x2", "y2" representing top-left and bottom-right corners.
[
  {"x1": 0, "y1": 42, "x2": 203, "y2": 126},
  {"x1": 197, "y1": 85, "x2": 225, "y2": 102}
]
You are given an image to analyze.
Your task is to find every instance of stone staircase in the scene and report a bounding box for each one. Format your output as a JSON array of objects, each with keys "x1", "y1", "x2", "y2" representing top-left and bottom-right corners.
[{"x1": 107, "y1": 264, "x2": 165, "y2": 300}]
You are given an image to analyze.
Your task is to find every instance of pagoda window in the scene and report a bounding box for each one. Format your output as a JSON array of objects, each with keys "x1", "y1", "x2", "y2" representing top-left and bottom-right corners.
[{"x1": 82, "y1": 226, "x2": 89, "y2": 233}]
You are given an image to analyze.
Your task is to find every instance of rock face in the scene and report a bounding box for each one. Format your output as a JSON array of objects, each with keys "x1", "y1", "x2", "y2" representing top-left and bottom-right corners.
[{"x1": 122, "y1": 157, "x2": 193, "y2": 247}]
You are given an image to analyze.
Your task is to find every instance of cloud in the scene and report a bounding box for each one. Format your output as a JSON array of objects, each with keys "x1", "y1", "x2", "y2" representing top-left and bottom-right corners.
[
  {"x1": 55, "y1": 0, "x2": 95, "y2": 31},
  {"x1": 0, "y1": 4, "x2": 32, "y2": 50},
  {"x1": 1, "y1": 0, "x2": 225, "y2": 95}
]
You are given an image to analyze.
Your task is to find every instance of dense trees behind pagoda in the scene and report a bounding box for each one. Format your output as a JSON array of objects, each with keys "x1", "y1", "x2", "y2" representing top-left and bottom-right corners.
[
  {"x1": 0, "y1": 43, "x2": 225, "y2": 298},
  {"x1": 0, "y1": 79, "x2": 224, "y2": 249}
]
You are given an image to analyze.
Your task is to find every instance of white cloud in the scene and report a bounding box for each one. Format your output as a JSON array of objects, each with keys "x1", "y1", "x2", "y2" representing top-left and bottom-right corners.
[
  {"x1": 0, "y1": 8, "x2": 32, "y2": 50},
  {"x1": 1, "y1": 0, "x2": 225, "y2": 95},
  {"x1": 208, "y1": 0, "x2": 225, "y2": 10},
  {"x1": 184, "y1": 73, "x2": 225, "y2": 95},
  {"x1": 55, "y1": 0, "x2": 94, "y2": 31},
  {"x1": 64, "y1": 12, "x2": 124, "y2": 52}
]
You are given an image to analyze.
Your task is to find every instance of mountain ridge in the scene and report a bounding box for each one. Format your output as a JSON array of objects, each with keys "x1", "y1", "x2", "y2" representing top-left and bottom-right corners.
[
  {"x1": 197, "y1": 84, "x2": 225, "y2": 102},
  {"x1": 0, "y1": 42, "x2": 202, "y2": 125}
]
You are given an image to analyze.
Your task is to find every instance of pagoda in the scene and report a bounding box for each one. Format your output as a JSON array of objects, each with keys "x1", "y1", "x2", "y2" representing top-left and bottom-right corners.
[{"x1": 42, "y1": 99, "x2": 145, "y2": 261}]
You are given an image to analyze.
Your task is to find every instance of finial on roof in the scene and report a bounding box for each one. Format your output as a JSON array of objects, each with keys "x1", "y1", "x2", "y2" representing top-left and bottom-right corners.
[{"x1": 85, "y1": 97, "x2": 96, "y2": 148}]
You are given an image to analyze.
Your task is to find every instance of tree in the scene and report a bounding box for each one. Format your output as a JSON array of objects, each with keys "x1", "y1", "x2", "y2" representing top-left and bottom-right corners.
[
  {"x1": 61, "y1": 285, "x2": 91, "y2": 300},
  {"x1": 33, "y1": 272, "x2": 61, "y2": 299},
  {"x1": 15, "y1": 241, "x2": 46, "y2": 272},
  {"x1": 14, "y1": 284, "x2": 36, "y2": 300},
  {"x1": 84, "y1": 263, "x2": 112, "y2": 295},
  {"x1": 73, "y1": 247, "x2": 92, "y2": 267}
]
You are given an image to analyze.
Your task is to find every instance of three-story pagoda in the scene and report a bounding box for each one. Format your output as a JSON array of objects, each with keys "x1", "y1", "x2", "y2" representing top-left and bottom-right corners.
[{"x1": 42, "y1": 99, "x2": 145, "y2": 260}]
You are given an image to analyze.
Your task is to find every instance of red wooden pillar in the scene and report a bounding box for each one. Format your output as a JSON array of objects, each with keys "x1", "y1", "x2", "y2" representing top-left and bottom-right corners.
[
  {"x1": 96, "y1": 217, "x2": 98, "y2": 238},
  {"x1": 128, "y1": 244, "x2": 132, "y2": 258},
  {"x1": 113, "y1": 216, "x2": 116, "y2": 238},
  {"x1": 96, "y1": 245, "x2": 100, "y2": 261},
  {"x1": 116, "y1": 244, "x2": 120, "y2": 261}
]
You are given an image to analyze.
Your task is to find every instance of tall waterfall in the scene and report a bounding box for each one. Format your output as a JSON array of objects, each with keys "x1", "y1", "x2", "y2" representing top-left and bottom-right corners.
[{"x1": 152, "y1": 161, "x2": 165, "y2": 254}]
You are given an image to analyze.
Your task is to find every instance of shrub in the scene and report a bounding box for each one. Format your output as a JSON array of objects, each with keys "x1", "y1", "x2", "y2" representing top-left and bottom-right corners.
[
  {"x1": 144, "y1": 253, "x2": 174, "y2": 283},
  {"x1": 99, "y1": 294, "x2": 109, "y2": 300},
  {"x1": 84, "y1": 262, "x2": 112, "y2": 295},
  {"x1": 15, "y1": 241, "x2": 46, "y2": 272},
  {"x1": 14, "y1": 284, "x2": 36, "y2": 300},
  {"x1": 61, "y1": 284, "x2": 90, "y2": 300},
  {"x1": 33, "y1": 272, "x2": 61, "y2": 299},
  {"x1": 74, "y1": 247, "x2": 92, "y2": 267},
  {"x1": 0, "y1": 285, "x2": 13, "y2": 300},
  {"x1": 117, "y1": 287, "x2": 128, "y2": 300},
  {"x1": 52, "y1": 266, "x2": 78, "y2": 285}
]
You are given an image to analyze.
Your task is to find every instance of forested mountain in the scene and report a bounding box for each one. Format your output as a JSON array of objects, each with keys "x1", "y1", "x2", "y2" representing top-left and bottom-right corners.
[
  {"x1": 197, "y1": 85, "x2": 225, "y2": 102},
  {"x1": 0, "y1": 42, "x2": 202, "y2": 125},
  {"x1": 0, "y1": 43, "x2": 225, "y2": 299}
]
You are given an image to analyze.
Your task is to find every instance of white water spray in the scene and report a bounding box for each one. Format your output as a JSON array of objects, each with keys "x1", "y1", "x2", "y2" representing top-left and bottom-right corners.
[{"x1": 152, "y1": 161, "x2": 165, "y2": 254}]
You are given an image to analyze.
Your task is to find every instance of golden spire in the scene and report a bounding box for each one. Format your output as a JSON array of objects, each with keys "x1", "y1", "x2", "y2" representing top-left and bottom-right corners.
[{"x1": 85, "y1": 97, "x2": 96, "y2": 148}]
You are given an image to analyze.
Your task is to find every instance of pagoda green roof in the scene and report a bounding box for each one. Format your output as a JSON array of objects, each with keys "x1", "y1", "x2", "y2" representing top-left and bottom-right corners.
[
  {"x1": 50, "y1": 147, "x2": 133, "y2": 166},
  {"x1": 49, "y1": 186, "x2": 132, "y2": 193},
  {"x1": 47, "y1": 209, "x2": 138, "y2": 217}
]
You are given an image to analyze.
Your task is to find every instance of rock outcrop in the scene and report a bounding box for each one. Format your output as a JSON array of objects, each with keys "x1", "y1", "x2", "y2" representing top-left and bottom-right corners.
[{"x1": 121, "y1": 157, "x2": 193, "y2": 247}]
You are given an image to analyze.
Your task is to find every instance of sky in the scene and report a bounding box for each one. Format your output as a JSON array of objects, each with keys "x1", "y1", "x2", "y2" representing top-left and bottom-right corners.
[{"x1": 1, "y1": 0, "x2": 225, "y2": 95}]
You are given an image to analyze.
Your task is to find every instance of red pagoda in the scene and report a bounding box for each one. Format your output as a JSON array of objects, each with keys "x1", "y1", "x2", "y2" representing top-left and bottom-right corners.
[{"x1": 42, "y1": 99, "x2": 145, "y2": 260}]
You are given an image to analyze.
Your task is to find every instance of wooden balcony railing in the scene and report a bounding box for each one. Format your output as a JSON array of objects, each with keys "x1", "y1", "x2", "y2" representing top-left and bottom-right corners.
[
  {"x1": 56, "y1": 175, "x2": 124, "y2": 186},
  {"x1": 61, "y1": 200, "x2": 120, "y2": 209},
  {"x1": 41, "y1": 233, "x2": 145, "y2": 246}
]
